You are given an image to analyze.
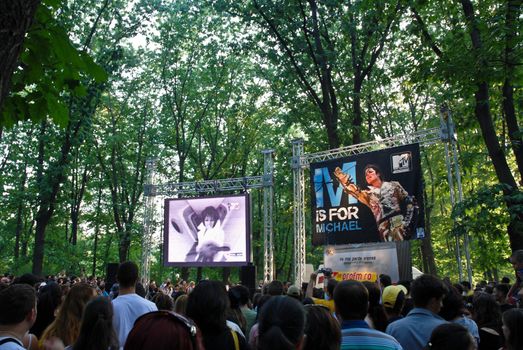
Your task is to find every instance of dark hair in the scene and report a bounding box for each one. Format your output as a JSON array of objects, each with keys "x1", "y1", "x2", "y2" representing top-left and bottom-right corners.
[
  {"x1": 502, "y1": 308, "x2": 523, "y2": 350},
  {"x1": 230, "y1": 285, "x2": 250, "y2": 305},
  {"x1": 303, "y1": 305, "x2": 341, "y2": 350},
  {"x1": 333, "y1": 281, "x2": 368, "y2": 320},
  {"x1": 501, "y1": 276, "x2": 510, "y2": 284},
  {"x1": 267, "y1": 280, "x2": 284, "y2": 296},
  {"x1": 425, "y1": 323, "x2": 474, "y2": 350},
  {"x1": 228, "y1": 287, "x2": 247, "y2": 333},
  {"x1": 135, "y1": 282, "x2": 146, "y2": 298},
  {"x1": 411, "y1": 275, "x2": 448, "y2": 308},
  {"x1": 0, "y1": 284, "x2": 36, "y2": 325},
  {"x1": 73, "y1": 297, "x2": 118, "y2": 350},
  {"x1": 153, "y1": 293, "x2": 174, "y2": 311},
  {"x1": 124, "y1": 311, "x2": 204, "y2": 350},
  {"x1": 379, "y1": 274, "x2": 392, "y2": 288},
  {"x1": 473, "y1": 292, "x2": 501, "y2": 328},
  {"x1": 201, "y1": 206, "x2": 219, "y2": 227},
  {"x1": 117, "y1": 261, "x2": 139, "y2": 288},
  {"x1": 439, "y1": 284, "x2": 464, "y2": 321},
  {"x1": 31, "y1": 281, "x2": 62, "y2": 337},
  {"x1": 326, "y1": 278, "x2": 338, "y2": 297},
  {"x1": 460, "y1": 281, "x2": 471, "y2": 290},
  {"x1": 186, "y1": 280, "x2": 229, "y2": 334},
  {"x1": 12, "y1": 273, "x2": 43, "y2": 288},
  {"x1": 397, "y1": 280, "x2": 411, "y2": 294},
  {"x1": 495, "y1": 283, "x2": 510, "y2": 297},
  {"x1": 362, "y1": 281, "x2": 388, "y2": 332},
  {"x1": 364, "y1": 164, "x2": 383, "y2": 182},
  {"x1": 258, "y1": 296, "x2": 305, "y2": 350}
]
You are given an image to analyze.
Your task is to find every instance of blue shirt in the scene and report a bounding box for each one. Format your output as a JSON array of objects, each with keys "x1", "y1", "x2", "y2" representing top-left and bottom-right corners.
[
  {"x1": 453, "y1": 315, "x2": 479, "y2": 346},
  {"x1": 386, "y1": 308, "x2": 447, "y2": 350},
  {"x1": 340, "y1": 320, "x2": 403, "y2": 350}
]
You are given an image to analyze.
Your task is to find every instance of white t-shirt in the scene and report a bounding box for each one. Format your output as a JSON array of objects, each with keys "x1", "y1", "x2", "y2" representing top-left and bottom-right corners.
[
  {"x1": 0, "y1": 336, "x2": 25, "y2": 350},
  {"x1": 112, "y1": 293, "x2": 157, "y2": 347}
]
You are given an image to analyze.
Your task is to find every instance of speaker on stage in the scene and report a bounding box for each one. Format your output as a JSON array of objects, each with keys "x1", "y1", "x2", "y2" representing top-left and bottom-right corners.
[
  {"x1": 240, "y1": 264, "x2": 256, "y2": 296},
  {"x1": 106, "y1": 262, "x2": 119, "y2": 292}
]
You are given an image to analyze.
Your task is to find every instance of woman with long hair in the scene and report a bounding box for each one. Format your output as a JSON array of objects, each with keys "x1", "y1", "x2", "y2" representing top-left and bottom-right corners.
[
  {"x1": 472, "y1": 292, "x2": 503, "y2": 350},
  {"x1": 303, "y1": 304, "x2": 340, "y2": 350},
  {"x1": 40, "y1": 283, "x2": 96, "y2": 347},
  {"x1": 257, "y1": 296, "x2": 305, "y2": 350},
  {"x1": 362, "y1": 281, "x2": 388, "y2": 331},
  {"x1": 71, "y1": 296, "x2": 118, "y2": 350},
  {"x1": 186, "y1": 280, "x2": 248, "y2": 350}
]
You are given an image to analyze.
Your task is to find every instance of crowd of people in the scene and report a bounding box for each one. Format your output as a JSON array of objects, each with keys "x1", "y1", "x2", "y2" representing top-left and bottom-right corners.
[{"x1": 0, "y1": 250, "x2": 522, "y2": 350}]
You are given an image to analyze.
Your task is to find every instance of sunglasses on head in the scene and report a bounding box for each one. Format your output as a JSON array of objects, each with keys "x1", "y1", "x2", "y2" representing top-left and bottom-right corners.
[{"x1": 134, "y1": 311, "x2": 198, "y2": 348}]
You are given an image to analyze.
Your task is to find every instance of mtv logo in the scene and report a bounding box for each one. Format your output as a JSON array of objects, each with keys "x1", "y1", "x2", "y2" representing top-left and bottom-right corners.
[{"x1": 391, "y1": 152, "x2": 412, "y2": 174}]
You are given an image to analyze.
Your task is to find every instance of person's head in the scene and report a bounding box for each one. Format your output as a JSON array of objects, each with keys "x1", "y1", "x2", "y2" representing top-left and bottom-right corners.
[
  {"x1": 461, "y1": 280, "x2": 471, "y2": 289},
  {"x1": 258, "y1": 296, "x2": 305, "y2": 350},
  {"x1": 364, "y1": 164, "x2": 383, "y2": 186},
  {"x1": 0, "y1": 284, "x2": 37, "y2": 330},
  {"x1": 303, "y1": 304, "x2": 340, "y2": 350},
  {"x1": 426, "y1": 323, "x2": 476, "y2": 350},
  {"x1": 501, "y1": 276, "x2": 510, "y2": 284},
  {"x1": 287, "y1": 285, "x2": 302, "y2": 301},
  {"x1": 31, "y1": 281, "x2": 62, "y2": 337},
  {"x1": 472, "y1": 292, "x2": 501, "y2": 328},
  {"x1": 186, "y1": 280, "x2": 229, "y2": 334},
  {"x1": 439, "y1": 285, "x2": 464, "y2": 321},
  {"x1": 117, "y1": 261, "x2": 139, "y2": 289},
  {"x1": 153, "y1": 292, "x2": 174, "y2": 311},
  {"x1": 74, "y1": 296, "x2": 118, "y2": 350},
  {"x1": 410, "y1": 275, "x2": 447, "y2": 313},
  {"x1": 493, "y1": 283, "x2": 510, "y2": 304},
  {"x1": 11, "y1": 273, "x2": 43, "y2": 288},
  {"x1": 174, "y1": 294, "x2": 188, "y2": 315},
  {"x1": 325, "y1": 278, "x2": 338, "y2": 298},
  {"x1": 382, "y1": 285, "x2": 406, "y2": 316},
  {"x1": 267, "y1": 280, "x2": 284, "y2": 296},
  {"x1": 379, "y1": 274, "x2": 392, "y2": 288},
  {"x1": 201, "y1": 206, "x2": 219, "y2": 229},
  {"x1": 509, "y1": 249, "x2": 523, "y2": 270},
  {"x1": 334, "y1": 280, "x2": 368, "y2": 321},
  {"x1": 124, "y1": 311, "x2": 204, "y2": 350},
  {"x1": 502, "y1": 308, "x2": 523, "y2": 350},
  {"x1": 41, "y1": 282, "x2": 96, "y2": 345}
]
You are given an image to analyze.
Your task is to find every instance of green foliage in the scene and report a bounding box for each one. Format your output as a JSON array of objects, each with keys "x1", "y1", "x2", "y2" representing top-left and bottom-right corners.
[{"x1": 1, "y1": 0, "x2": 107, "y2": 127}]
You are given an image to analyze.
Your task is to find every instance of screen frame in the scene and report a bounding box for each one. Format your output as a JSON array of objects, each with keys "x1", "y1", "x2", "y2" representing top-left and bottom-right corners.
[{"x1": 163, "y1": 193, "x2": 251, "y2": 267}]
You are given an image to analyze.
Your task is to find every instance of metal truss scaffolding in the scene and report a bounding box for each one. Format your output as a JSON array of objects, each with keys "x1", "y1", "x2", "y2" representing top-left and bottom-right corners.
[
  {"x1": 141, "y1": 150, "x2": 275, "y2": 286},
  {"x1": 291, "y1": 119, "x2": 472, "y2": 286}
]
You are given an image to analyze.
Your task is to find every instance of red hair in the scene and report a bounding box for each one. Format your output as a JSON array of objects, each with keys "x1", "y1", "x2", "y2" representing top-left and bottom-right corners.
[{"x1": 123, "y1": 311, "x2": 204, "y2": 350}]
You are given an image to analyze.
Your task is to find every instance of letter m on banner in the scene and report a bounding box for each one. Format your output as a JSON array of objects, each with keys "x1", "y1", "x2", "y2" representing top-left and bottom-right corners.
[{"x1": 313, "y1": 161, "x2": 356, "y2": 208}]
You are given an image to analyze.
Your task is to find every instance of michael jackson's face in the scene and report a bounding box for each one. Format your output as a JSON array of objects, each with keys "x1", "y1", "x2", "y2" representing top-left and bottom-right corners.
[
  {"x1": 365, "y1": 168, "x2": 380, "y2": 185},
  {"x1": 204, "y1": 215, "x2": 215, "y2": 229}
]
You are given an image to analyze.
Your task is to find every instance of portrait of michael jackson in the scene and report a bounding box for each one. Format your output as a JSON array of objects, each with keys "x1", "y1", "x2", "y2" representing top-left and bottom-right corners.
[{"x1": 333, "y1": 164, "x2": 419, "y2": 241}]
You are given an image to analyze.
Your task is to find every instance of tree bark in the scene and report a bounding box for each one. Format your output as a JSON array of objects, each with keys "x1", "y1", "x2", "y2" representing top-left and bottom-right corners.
[
  {"x1": 0, "y1": 0, "x2": 41, "y2": 110},
  {"x1": 461, "y1": 0, "x2": 523, "y2": 251},
  {"x1": 502, "y1": 0, "x2": 523, "y2": 183}
]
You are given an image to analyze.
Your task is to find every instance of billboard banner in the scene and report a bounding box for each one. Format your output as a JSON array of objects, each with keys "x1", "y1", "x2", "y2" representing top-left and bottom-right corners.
[
  {"x1": 310, "y1": 143, "x2": 425, "y2": 245},
  {"x1": 324, "y1": 243, "x2": 400, "y2": 283},
  {"x1": 164, "y1": 194, "x2": 250, "y2": 267}
]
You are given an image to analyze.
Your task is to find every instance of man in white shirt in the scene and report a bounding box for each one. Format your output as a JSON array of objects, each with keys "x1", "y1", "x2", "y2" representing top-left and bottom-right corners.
[
  {"x1": 0, "y1": 284, "x2": 37, "y2": 350},
  {"x1": 112, "y1": 261, "x2": 157, "y2": 347}
]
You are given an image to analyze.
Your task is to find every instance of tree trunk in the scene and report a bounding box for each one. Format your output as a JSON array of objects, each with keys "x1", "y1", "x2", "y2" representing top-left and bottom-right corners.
[
  {"x1": 502, "y1": 0, "x2": 523, "y2": 183},
  {"x1": 0, "y1": 0, "x2": 41, "y2": 110},
  {"x1": 461, "y1": 0, "x2": 523, "y2": 251}
]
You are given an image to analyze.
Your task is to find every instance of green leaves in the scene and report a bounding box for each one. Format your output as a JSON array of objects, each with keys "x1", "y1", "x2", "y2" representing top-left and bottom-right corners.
[{"x1": 1, "y1": 1, "x2": 107, "y2": 127}]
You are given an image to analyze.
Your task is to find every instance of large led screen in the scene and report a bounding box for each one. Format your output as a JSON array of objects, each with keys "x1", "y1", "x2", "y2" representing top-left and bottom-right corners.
[
  {"x1": 310, "y1": 143, "x2": 425, "y2": 245},
  {"x1": 164, "y1": 194, "x2": 250, "y2": 267}
]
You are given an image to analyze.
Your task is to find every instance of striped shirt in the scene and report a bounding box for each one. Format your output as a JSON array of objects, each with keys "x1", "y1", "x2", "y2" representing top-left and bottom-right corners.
[{"x1": 340, "y1": 320, "x2": 403, "y2": 350}]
